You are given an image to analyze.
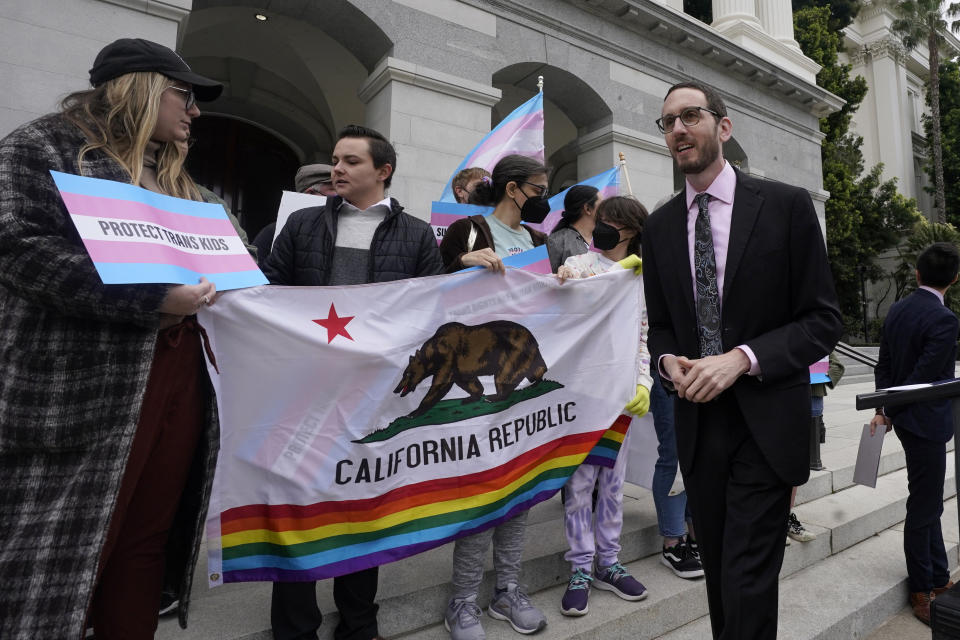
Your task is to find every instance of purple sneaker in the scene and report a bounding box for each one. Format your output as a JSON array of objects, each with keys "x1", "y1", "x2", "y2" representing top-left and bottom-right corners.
[
  {"x1": 560, "y1": 568, "x2": 592, "y2": 616},
  {"x1": 593, "y1": 562, "x2": 647, "y2": 601}
]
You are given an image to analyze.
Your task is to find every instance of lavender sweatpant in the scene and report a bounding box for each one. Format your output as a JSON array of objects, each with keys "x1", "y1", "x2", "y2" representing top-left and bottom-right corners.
[{"x1": 563, "y1": 430, "x2": 630, "y2": 572}]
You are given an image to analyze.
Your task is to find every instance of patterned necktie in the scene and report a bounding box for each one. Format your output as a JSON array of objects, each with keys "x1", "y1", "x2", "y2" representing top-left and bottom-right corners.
[{"x1": 694, "y1": 193, "x2": 723, "y2": 356}]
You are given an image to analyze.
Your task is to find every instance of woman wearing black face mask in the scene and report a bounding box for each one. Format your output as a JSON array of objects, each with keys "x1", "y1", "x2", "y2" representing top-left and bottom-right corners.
[
  {"x1": 439, "y1": 154, "x2": 550, "y2": 273},
  {"x1": 547, "y1": 185, "x2": 601, "y2": 273}
]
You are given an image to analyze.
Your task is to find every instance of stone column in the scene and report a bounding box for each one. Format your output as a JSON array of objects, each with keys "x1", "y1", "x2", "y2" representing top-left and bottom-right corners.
[
  {"x1": 864, "y1": 40, "x2": 913, "y2": 200},
  {"x1": 711, "y1": 0, "x2": 761, "y2": 30},
  {"x1": 575, "y1": 125, "x2": 676, "y2": 213},
  {"x1": 358, "y1": 57, "x2": 501, "y2": 221},
  {"x1": 757, "y1": 0, "x2": 801, "y2": 50}
]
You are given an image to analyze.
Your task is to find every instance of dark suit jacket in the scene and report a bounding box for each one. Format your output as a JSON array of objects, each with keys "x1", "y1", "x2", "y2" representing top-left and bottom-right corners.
[
  {"x1": 875, "y1": 289, "x2": 959, "y2": 442},
  {"x1": 641, "y1": 168, "x2": 843, "y2": 486}
]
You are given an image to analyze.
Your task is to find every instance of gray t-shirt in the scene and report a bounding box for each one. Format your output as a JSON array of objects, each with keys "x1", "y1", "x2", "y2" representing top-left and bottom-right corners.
[
  {"x1": 546, "y1": 226, "x2": 589, "y2": 273},
  {"x1": 487, "y1": 214, "x2": 534, "y2": 257},
  {"x1": 328, "y1": 199, "x2": 389, "y2": 285}
]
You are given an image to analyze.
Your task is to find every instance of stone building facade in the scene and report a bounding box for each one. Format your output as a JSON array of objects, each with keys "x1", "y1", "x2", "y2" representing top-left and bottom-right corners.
[
  {"x1": 0, "y1": 0, "x2": 839, "y2": 239},
  {"x1": 842, "y1": 0, "x2": 960, "y2": 221}
]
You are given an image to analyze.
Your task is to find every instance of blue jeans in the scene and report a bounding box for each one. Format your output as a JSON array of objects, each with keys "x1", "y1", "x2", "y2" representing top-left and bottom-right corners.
[
  {"x1": 811, "y1": 394, "x2": 824, "y2": 418},
  {"x1": 650, "y1": 368, "x2": 688, "y2": 538}
]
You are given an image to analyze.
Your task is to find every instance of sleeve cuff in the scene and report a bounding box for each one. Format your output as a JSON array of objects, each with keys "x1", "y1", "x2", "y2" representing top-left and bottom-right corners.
[{"x1": 736, "y1": 345, "x2": 761, "y2": 376}]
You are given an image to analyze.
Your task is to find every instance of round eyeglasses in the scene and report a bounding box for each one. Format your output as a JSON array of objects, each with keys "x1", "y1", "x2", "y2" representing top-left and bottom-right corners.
[{"x1": 656, "y1": 106, "x2": 721, "y2": 134}]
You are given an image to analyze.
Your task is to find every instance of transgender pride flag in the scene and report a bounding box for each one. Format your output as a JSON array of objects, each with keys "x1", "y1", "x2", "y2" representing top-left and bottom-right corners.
[
  {"x1": 810, "y1": 356, "x2": 830, "y2": 384},
  {"x1": 438, "y1": 93, "x2": 544, "y2": 203},
  {"x1": 526, "y1": 164, "x2": 621, "y2": 235},
  {"x1": 51, "y1": 170, "x2": 266, "y2": 291}
]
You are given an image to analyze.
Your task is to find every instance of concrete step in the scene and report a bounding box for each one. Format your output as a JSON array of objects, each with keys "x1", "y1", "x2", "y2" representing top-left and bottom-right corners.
[
  {"x1": 661, "y1": 500, "x2": 960, "y2": 640},
  {"x1": 156, "y1": 377, "x2": 957, "y2": 640},
  {"x1": 390, "y1": 453, "x2": 958, "y2": 639}
]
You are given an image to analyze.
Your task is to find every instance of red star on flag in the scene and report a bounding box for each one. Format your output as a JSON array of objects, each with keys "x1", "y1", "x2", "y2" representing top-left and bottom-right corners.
[{"x1": 312, "y1": 303, "x2": 355, "y2": 343}]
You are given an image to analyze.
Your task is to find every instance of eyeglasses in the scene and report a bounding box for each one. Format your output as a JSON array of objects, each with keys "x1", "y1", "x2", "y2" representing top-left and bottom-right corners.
[
  {"x1": 519, "y1": 181, "x2": 547, "y2": 197},
  {"x1": 166, "y1": 85, "x2": 196, "y2": 111},
  {"x1": 655, "y1": 106, "x2": 721, "y2": 134}
]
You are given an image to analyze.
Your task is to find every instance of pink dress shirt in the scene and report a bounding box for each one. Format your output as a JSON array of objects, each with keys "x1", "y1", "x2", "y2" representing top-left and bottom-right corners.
[{"x1": 660, "y1": 161, "x2": 761, "y2": 377}]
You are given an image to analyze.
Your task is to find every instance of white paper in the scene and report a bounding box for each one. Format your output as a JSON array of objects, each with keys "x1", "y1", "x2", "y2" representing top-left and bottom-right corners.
[
  {"x1": 624, "y1": 413, "x2": 662, "y2": 491},
  {"x1": 878, "y1": 383, "x2": 930, "y2": 392},
  {"x1": 272, "y1": 191, "x2": 326, "y2": 248},
  {"x1": 853, "y1": 423, "x2": 886, "y2": 488}
]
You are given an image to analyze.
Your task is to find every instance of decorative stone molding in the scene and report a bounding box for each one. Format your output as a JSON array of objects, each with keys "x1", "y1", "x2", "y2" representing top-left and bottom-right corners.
[
  {"x1": 97, "y1": 0, "x2": 191, "y2": 23},
  {"x1": 547, "y1": 0, "x2": 843, "y2": 118},
  {"x1": 358, "y1": 56, "x2": 502, "y2": 107},
  {"x1": 849, "y1": 37, "x2": 907, "y2": 65},
  {"x1": 576, "y1": 124, "x2": 672, "y2": 157}
]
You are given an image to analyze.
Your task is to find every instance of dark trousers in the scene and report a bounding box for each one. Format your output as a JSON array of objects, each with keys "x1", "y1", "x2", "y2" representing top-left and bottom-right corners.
[
  {"x1": 90, "y1": 321, "x2": 206, "y2": 639},
  {"x1": 682, "y1": 395, "x2": 792, "y2": 640},
  {"x1": 895, "y1": 425, "x2": 950, "y2": 593},
  {"x1": 271, "y1": 567, "x2": 380, "y2": 640}
]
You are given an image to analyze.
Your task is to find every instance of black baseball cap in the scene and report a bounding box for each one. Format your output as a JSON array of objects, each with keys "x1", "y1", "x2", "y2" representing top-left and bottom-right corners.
[{"x1": 89, "y1": 38, "x2": 223, "y2": 101}]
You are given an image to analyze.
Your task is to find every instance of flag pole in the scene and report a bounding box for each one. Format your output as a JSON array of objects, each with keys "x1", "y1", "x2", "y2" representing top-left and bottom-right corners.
[
  {"x1": 537, "y1": 75, "x2": 544, "y2": 93},
  {"x1": 618, "y1": 152, "x2": 634, "y2": 196}
]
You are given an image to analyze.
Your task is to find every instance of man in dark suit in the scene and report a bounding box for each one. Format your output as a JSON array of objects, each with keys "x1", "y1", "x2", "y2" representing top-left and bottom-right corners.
[
  {"x1": 641, "y1": 81, "x2": 842, "y2": 639},
  {"x1": 871, "y1": 242, "x2": 960, "y2": 625}
]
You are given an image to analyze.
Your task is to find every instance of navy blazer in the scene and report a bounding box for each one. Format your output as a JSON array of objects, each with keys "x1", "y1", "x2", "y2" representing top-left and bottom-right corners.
[{"x1": 876, "y1": 288, "x2": 959, "y2": 442}]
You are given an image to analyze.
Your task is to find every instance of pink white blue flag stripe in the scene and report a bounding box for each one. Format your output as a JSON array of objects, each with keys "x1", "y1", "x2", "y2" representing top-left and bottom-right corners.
[
  {"x1": 526, "y1": 165, "x2": 621, "y2": 235},
  {"x1": 809, "y1": 356, "x2": 830, "y2": 384},
  {"x1": 431, "y1": 165, "x2": 621, "y2": 246},
  {"x1": 438, "y1": 93, "x2": 544, "y2": 203},
  {"x1": 51, "y1": 170, "x2": 267, "y2": 291},
  {"x1": 459, "y1": 245, "x2": 551, "y2": 275},
  {"x1": 430, "y1": 201, "x2": 493, "y2": 245}
]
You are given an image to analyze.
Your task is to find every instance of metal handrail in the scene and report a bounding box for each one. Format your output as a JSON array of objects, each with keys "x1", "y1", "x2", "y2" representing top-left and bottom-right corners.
[
  {"x1": 855, "y1": 378, "x2": 960, "y2": 410},
  {"x1": 835, "y1": 341, "x2": 878, "y2": 369}
]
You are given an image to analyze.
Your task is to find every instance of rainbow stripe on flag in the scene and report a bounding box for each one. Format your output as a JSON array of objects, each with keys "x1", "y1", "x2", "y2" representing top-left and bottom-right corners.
[
  {"x1": 582, "y1": 414, "x2": 631, "y2": 468},
  {"x1": 51, "y1": 170, "x2": 266, "y2": 290},
  {"x1": 438, "y1": 93, "x2": 544, "y2": 203},
  {"x1": 218, "y1": 427, "x2": 611, "y2": 582}
]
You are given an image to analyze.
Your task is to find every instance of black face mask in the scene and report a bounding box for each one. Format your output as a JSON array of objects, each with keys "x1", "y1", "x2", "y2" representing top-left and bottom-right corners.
[
  {"x1": 593, "y1": 219, "x2": 622, "y2": 251},
  {"x1": 516, "y1": 195, "x2": 551, "y2": 224}
]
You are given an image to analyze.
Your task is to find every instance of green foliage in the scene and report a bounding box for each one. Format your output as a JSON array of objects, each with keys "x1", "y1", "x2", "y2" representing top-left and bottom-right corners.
[
  {"x1": 891, "y1": 1, "x2": 960, "y2": 222},
  {"x1": 893, "y1": 219, "x2": 960, "y2": 316},
  {"x1": 795, "y1": 6, "x2": 922, "y2": 337},
  {"x1": 683, "y1": 0, "x2": 711, "y2": 23},
  {"x1": 791, "y1": 0, "x2": 862, "y2": 31},
  {"x1": 925, "y1": 59, "x2": 960, "y2": 226}
]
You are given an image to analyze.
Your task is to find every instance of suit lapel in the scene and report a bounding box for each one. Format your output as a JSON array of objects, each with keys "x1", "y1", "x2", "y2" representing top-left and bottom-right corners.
[
  {"x1": 665, "y1": 196, "x2": 696, "y2": 320},
  {"x1": 722, "y1": 172, "x2": 763, "y2": 302}
]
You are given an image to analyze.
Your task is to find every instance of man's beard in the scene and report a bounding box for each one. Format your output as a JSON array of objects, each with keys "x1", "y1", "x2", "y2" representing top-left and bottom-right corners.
[{"x1": 676, "y1": 136, "x2": 720, "y2": 175}]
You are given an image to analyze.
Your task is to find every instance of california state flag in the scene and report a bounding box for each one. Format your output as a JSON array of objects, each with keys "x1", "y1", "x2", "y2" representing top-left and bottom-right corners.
[{"x1": 198, "y1": 268, "x2": 640, "y2": 586}]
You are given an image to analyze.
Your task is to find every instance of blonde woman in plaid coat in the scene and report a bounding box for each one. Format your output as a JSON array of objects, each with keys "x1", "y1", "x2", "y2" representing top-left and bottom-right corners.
[{"x1": 0, "y1": 39, "x2": 226, "y2": 639}]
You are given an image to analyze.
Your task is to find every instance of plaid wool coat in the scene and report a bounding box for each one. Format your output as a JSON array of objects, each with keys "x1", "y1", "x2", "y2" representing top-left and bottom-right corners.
[{"x1": 0, "y1": 114, "x2": 220, "y2": 639}]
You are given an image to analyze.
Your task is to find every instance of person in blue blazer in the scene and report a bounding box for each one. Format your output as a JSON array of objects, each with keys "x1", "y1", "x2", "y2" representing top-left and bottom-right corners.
[{"x1": 872, "y1": 241, "x2": 960, "y2": 625}]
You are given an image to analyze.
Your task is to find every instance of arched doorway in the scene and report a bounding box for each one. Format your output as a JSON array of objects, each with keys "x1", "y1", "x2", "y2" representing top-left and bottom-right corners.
[
  {"x1": 186, "y1": 116, "x2": 299, "y2": 241},
  {"x1": 178, "y1": 1, "x2": 393, "y2": 236}
]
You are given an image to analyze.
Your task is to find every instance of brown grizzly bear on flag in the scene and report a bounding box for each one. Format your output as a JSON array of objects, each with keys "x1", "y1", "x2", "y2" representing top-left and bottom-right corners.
[{"x1": 394, "y1": 320, "x2": 548, "y2": 417}]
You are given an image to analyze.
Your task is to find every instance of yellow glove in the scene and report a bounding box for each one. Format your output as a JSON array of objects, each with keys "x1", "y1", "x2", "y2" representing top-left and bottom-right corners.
[
  {"x1": 625, "y1": 384, "x2": 650, "y2": 417},
  {"x1": 617, "y1": 254, "x2": 642, "y2": 275}
]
